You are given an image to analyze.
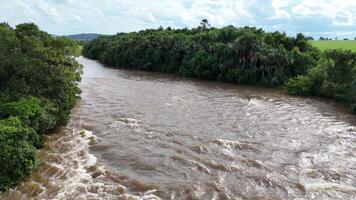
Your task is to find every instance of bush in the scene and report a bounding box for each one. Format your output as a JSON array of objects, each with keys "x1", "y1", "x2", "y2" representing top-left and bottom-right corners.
[
  {"x1": 225, "y1": 67, "x2": 256, "y2": 84},
  {"x1": 0, "y1": 116, "x2": 40, "y2": 148},
  {"x1": 0, "y1": 97, "x2": 57, "y2": 134},
  {"x1": 285, "y1": 75, "x2": 313, "y2": 96},
  {"x1": 348, "y1": 81, "x2": 356, "y2": 113},
  {"x1": 0, "y1": 118, "x2": 38, "y2": 190},
  {"x1": 285, "y1": 50, "x2": 356, "y2": 112},
  {"x1": 0, "y1": 97, "x2": 41, "y2": 126}
]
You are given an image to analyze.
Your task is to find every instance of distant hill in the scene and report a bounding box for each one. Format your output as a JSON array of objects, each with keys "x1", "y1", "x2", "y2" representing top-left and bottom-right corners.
[{"x1": 66, "y1": 33, "x2": 101, "y2": 41}]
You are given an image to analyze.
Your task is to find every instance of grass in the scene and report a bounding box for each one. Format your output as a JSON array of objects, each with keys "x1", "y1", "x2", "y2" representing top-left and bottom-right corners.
[{"x1": 309, "y1": 40, "x2": 356, "y2": 52}]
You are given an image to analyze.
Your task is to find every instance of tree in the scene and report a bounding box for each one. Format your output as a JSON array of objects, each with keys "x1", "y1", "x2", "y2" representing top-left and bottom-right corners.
[
  {"x1": 0, "y1": 22, "x2": 82, "y2": 190},
  {"x1": 200, "y1": 19, "x2": 211, "y2": 31}
]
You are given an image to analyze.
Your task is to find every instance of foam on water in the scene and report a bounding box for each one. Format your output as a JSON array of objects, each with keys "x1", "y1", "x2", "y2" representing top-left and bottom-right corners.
[
  {"x1": 110, "y1": 118, "x2": 142, "y2": 129},
  {"x1": 0, "y1": 129, "x2": 161, "y2": 200},
  {"x1": 306, "y1": 183, "x2": 356, "y2": 192}
]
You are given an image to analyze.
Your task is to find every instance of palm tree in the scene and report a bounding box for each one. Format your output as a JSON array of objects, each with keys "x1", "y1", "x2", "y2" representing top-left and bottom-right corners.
[{"x1": 200, "y1": 19, "x2": 210, "y2": 31}]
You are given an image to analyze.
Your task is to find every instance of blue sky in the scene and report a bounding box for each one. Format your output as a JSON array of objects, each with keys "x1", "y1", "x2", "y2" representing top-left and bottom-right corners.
[{"x1": 1, "y1": 0, "x2": 355, "y2": 39}]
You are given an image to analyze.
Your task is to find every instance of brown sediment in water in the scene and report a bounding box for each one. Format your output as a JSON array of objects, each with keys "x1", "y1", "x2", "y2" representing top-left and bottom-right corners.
[{"x1": 1, "y1": 56, "x2": 355, "y2": 200}]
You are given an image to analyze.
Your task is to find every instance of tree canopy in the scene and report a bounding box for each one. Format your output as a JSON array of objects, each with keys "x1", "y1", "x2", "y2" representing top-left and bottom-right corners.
[
  {"x1": 83, "y1": 24, "x2": 319, "y2": 87},
  {"x1": 0, "y1": 22, "x2": 82, "y2": 190}
]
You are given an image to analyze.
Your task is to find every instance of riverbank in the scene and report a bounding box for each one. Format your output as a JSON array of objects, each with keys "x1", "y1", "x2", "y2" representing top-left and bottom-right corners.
[
  {"x1": 0, "y1": 23, "x2": 82, "y2": 191},
  {"x1": 83, "y1": 26, "x2": 356, "y2": 114}
]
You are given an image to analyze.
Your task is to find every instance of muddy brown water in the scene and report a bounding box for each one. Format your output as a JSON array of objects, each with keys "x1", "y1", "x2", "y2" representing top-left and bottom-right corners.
[{"x1": 1, "y1": 56, "x2": 356, "y2": 200}]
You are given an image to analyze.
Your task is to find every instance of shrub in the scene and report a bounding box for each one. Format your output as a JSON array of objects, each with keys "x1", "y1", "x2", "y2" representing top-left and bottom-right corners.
[
  {"x1": 285, "y1": 75, "x2": 313, "y2": 96},
  {"x1": 0, "y1": 97, "x2": 41, "y2": 126},
  {"x1": 225, "y1": 67, "x2": 256, "y2": 84},
  {"x1": 0, "y1": 97, "x2": 57, "y2": 134},
  {"x1": 0, "y1": 118, "x2": 38, "y2": 190},
  {"x1": 0, "y1": 116, "x2": 40, "y2": 148}
]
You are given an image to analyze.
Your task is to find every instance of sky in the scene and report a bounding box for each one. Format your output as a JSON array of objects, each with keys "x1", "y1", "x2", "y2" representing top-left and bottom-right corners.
[{"x1": 0, "y1": 0, "x2": 356, "y2": 39}]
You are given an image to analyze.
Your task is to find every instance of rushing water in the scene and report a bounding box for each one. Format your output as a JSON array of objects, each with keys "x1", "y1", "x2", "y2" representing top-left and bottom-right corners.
[{"x1": 1, "y1": 56, "x2": 356, "y2": 200}]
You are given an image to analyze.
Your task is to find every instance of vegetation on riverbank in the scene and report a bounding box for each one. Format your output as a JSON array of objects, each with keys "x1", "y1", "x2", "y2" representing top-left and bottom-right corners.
[
  {"x1": 83, "y1": 21, "x2": 355, "y2": 113},
  {"x1": 84, "y1": 23, "x2": 320, "y2": 87},
  {"x1": 285, "y1": 49, "x2": 356, "y2": 113},
  {"x1": 0, "y1": 23, "x2": 82, "y2": 190}
]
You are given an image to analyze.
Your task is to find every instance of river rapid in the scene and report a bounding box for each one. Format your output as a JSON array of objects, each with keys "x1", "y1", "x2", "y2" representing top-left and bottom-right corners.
[{"x1": 1, "y1": 56, "x2": 355, "y2": 200}]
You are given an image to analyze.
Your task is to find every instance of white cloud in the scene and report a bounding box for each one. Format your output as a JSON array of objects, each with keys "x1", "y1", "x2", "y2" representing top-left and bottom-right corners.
[
  {"x1": 0, "y1": 0, "x2": 257, "y2": 33},
  {"x1": 270, "y1": 0, "x2": 292, "y2": 19},
  {"x1": 36, "y1": 1, "x2": 58, "y2": 17},
  {"x1": 291, "y1": 0, "x2": 356, "y2": 26},
  {"x1": 16, "y1": 0, "x2": 36, "y2": 16},
  {"x1": 0, "y1": 0, "x2": 355, "y2": 37}
]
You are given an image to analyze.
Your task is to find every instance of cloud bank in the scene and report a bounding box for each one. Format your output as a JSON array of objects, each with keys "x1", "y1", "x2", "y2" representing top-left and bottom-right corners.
[{"x1": 0, "y1": 0, "x2": 355, "y2": 38}]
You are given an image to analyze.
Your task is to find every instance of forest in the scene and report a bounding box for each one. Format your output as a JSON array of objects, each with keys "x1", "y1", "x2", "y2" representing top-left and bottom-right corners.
[
  {"x1": 83, "y1": 21, "x2": 356, "y2": 113},
  {"x1": 0, "y1": 23, "x2": 82, "y2": 190}
]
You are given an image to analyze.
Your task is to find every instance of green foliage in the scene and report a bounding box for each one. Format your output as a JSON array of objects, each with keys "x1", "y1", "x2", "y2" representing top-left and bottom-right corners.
[
  {"x1": 0, "y1": 97, "x2": 41, "y2": 126},
  {"x1": 0, "y1": 97, "x2": 57, "y2": 135},
  {"x1": 225, "y1": 67, "x2": 257, "y2": 84},
  {"x1": 83, "y1": 26, "x2": 319, "y2": 87},
  {"x1": 0, "y1": 22, "x2": 82, "y2": 190},
  {"x1": 285, "y1": 75, "x2": 313, "y2": 95},
  {"x1": 0, "y1": 117, "x2": 38, "y2": 190},
  {"x1": 286, "y1": 49, "x2": 356, "y2": 113},
  {"x1": 0, "y1": 117, "x2": 39, "y2": 146}
]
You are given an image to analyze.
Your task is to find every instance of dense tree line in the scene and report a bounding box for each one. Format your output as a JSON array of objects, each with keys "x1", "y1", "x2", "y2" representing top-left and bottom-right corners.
[
  {"x1": 0, "y1": 23, "x2": 82, "y2": 190},
  {"x1": 83, "y1": 21, "x2": 355, "y2": 113},
  {"x1": 84, "y1": 24, "x2": 319, "y2": 86},
  {"x1": 285, "y1": 50, "x2": 356, "y2": 113}
]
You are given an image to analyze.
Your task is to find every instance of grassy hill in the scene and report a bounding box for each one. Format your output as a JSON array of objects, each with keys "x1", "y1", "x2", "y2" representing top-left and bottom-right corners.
[{"x1": 309, "y1": 40, "x2": 356, "y2": 52}]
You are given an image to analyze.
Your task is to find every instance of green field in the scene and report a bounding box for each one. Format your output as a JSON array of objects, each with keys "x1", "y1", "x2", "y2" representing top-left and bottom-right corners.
[{"x1": 309, "y1": 40, "x2": 356, "y2": 52}]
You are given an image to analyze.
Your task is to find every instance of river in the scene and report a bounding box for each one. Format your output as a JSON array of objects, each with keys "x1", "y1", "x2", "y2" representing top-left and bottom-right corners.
[{"x1": 1, "y1": 56, "x2": 355, "y2": 200}]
